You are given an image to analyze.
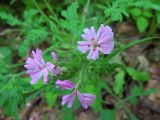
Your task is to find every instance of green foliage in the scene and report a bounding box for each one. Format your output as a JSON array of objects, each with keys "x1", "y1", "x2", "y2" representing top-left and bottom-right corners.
[
  {"x1": 129, "y1": 8, "x2": 152, "y2": 33},
  {"x1": 61, "y1": 2, "x2": 82, "y2": 37},
  {"x1": 0, "y1": 47, "x2": 12, "y2": 64},
  {"x1": 136, "y1": 17, "x2": 149, "y2": 32},
  {"x1": 45, "y1": 86, "x2": 58, "y2": 108},
  {"x1": 104, "y1": 0, "x2": 160, "y2": 33},
  {"x1": 130, "y1": 114, "x2": 138, "y2": 120},
  {"x1": 23, "y1": 9, "x2": 39, "y2": 22},
  {"x1": 19, "y1": 9, "x2": 50, "y2": 57},
  {"x1": 113, "y1": 71, "x2": 125, "y2": 95},
  {"x1": 0, "y1": 8, "x2": 50, "y2": 57},
  {"x1": 82, "y1": 79, "x2": 102, "y2": 111},
  {"x1": 128, "y1": 85, "x2": 143, "y2": 105},
  {"x1": 132, "y1": 0, "x2": 160, "y2": 11},
  {"x1": 127, "y1": 67, "x2": 150, "y2": 82},
  {"x1": 0, "y1": 11, "x2": 21, "y2": 26},
  {"x1": 130, "y1": 8, "x2": 142, "y2": 17},
  {"x1": 100, "y1": 109, "x2": 116, "y2": 120},
  {"x1": 62, "y1": 108, "x2": 73, "y2": 120},
  {"x1": 143, "y1": 11, "x2": 152, "y2": 18},
  {"x1": 19, "y1": 28, "x2": 49, "y2": 56},
  {"x1": 127, "y1": 85, "x2": 157, "y2": 105},
  {"x1": 104, "y1": 0, "x2": 130, "y2": 22},
  {"x1": 157, "y1": 12, "x2": 160, "y2": 23},
  {"x1": 0, "y1": 77, "x2": 23, "y2": 120}
]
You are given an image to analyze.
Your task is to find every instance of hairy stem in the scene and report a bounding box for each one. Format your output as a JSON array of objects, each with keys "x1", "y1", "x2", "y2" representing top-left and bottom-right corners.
[
  {"x1": 82, "y1": 0, "x2": 90, "y2": 28},
  {"x1": 103, "y1": 83, "x2": 135, "y2": 119},
  {"x1": 32, "y1": 0, "x2": 52, "y2": 23},
  {"x1": 148, "y1": 16, "x2": 159, "y2": 37},
  {"x1": 106, "y1": 37, "x2": 160, "y2": 62},
  {"x1": 7, "y1": 63, "x2": 24, "y2": 68},
  {"x1": 43, "y1": 0, "x2": 59, "y2": 23}
]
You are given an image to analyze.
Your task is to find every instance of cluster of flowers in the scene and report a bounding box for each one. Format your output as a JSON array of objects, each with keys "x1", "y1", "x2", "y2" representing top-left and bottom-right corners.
[{"x1": 24, "y1": 24, "x2": 114, "y2": 109}]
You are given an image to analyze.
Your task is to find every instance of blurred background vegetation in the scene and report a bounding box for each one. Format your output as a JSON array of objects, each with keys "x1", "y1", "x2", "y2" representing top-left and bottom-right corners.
[{"x1": 0, "y1": 0, "x2": 160, "y2": 120}]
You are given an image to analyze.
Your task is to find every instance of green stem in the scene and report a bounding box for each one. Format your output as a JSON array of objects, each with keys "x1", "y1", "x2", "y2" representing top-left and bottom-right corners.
[
  {"x1": 106, "y1": 37, "x2": 160, "y2": 62},
  {"x1": 7, "y1": 62, "x2": 24, "y2": 68},
  {"x1": 43, "y1": 0, "x2": 54, "y2": 14},
  {"x1": 118, "y1": 99, "x2": 134, "y2": 118},
  {"x1": 24, "y1": 83, "x2": 55, "y2": 96},
  {"x1": 148, "y1": 16, "x2": 159, "y2": 37},
  {"x1": 105, "y1": 18, "x2": 112, "y2": 25},
  {"x1": 82, "y1": 0, "x2": 90, "y2": 28},
  {"x1": 14, "y1": 71, "x2": 26, "y2": 77},
  {"x1": 103, "y1": 83, "x2": 134, "y2": 118},
  {"x1": 43, "y1": 0, "x2": 59, "y2": 23},
  {"x1": 32, "y1": 0, "x2": 51, "y2": 23},
  {"x1": 4, "y1": 71, "x2": 26, "y2": 79},
  {"x1": 75, "y1": 61, "x2": 89, "y2": 89}
]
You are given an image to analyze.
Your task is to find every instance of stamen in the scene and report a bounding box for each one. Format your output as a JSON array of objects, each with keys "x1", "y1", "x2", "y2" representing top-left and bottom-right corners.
[
  {"x1": 38, "y1": 66, "x2": 42, "y2": 70},
  {"x1": 93, "y1": 48, "x2": 96, "y2": 51},
  {"x1": 91, "y1": 38, "x2": 94, "y2": 41},
  {"x1": 92, "y1": 41, "x2": 99, "y2": 48}
]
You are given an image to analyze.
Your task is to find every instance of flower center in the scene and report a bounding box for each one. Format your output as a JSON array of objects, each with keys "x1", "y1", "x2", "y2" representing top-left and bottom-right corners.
[
  {"x1": 91, "y1": 37, "x2": 99, "y2": 48},
  {"x1": 38, "y1": 66, "x2": 42, "y2": 70},
  {"x1": 92, "y1": 41, "x2": 99, "y2": 48}
]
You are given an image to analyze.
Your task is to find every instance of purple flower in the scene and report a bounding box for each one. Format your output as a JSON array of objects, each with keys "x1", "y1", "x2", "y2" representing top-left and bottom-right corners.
[
  {"x1": 24, "y1": 48, "x2": 54, "y2": 84},
  {"x1": 51, "y1": 52, "x2": 61, "y2": 76},
  {"x1": 77, "y1": 91, "x2": 96, "y2": 109},
  {"x1": 51, "y1": 51, "x2": 58, "y2": 61},
  {"x1": 61, "y1": 90, "x2": 96, "y2": 109},
  {"x1": 62, "y1": 91, "x2": 77, "y2": 108},
  {"x1": 55, "y1": 80, "x2": 75, "y2": 90},
  {"x1": 57, "y1": 80, "x2": 96, "y2": 109},
  {"x1": 77, "y1": 24, "x2": 114, "y2": 60},
  {"x1": 53, "y1": 66, "x2": 61, "y2": 76}
]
